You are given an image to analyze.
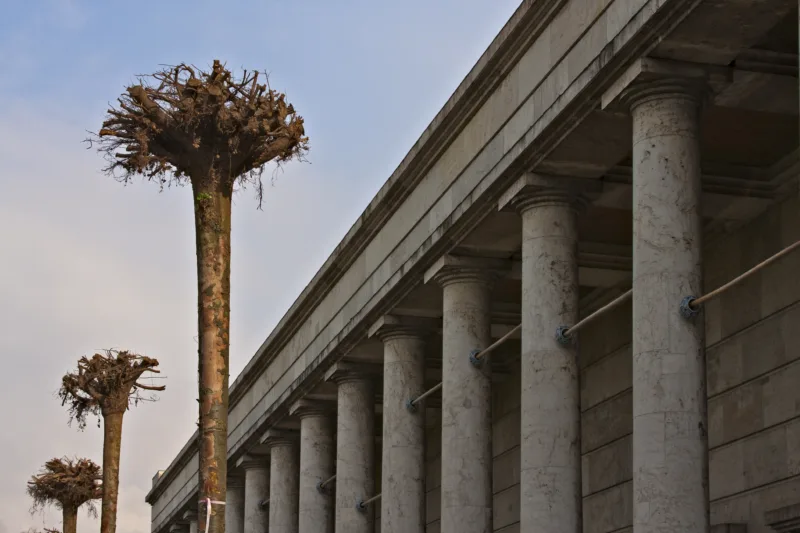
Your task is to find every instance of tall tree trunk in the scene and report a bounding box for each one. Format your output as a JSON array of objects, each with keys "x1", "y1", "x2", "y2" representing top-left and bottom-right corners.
[
  {"x1": 192, "y1": 178, "x2": 233, "y2": 533},
  {"x1": 62, "y1": 506, "x2": 78, "y2": 533},
  {"x1": 101, "y1": 410, "x2": 124, "y2": 533}
]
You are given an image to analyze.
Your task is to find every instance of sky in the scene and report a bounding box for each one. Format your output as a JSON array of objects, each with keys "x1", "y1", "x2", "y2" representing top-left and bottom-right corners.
[{"x1": 0, "y1": 1, "x2": 520, "y2": 532}]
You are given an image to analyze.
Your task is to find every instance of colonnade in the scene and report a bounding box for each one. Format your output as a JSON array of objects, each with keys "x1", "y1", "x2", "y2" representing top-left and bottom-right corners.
[{"x1": 180, "y1": 58, "x2": 714, "y2": 533}]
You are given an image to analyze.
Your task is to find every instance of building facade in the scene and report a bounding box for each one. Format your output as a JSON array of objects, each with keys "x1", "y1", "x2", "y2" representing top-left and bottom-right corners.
[{"x1": 146, "y1": 0, "x2": 800, "y2": 531}]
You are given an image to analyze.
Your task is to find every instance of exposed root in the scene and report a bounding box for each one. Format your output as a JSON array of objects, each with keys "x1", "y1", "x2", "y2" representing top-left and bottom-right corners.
[
  {"x1": 88, "y1": 59, "x2": 309, "y2": 207},
  {"x1": 27, "y1": 457, "x2": 101, "y2": 516}
]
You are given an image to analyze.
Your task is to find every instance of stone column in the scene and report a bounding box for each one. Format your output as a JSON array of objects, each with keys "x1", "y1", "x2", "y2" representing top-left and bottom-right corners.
[
  {"x1": 182, "y1": 511, "x2": 198, "y2": 533},
  {"x1": 369, "y1": 316, "x2": 428, "y2": 533},
  {"x1": 499, "y1": 175, "x2": 584, "y2": 533},
  {"x1": 225, "y1": 477, "x2": 246, "y2": 533},
  {"x1": 602, "y1": 58, "x2": 729, "y2": 533},
  {"x1": 424, "y1": 255, "x2": 498, "y2": 533},
  {"x1": 264, "y1": 430, "x2": 300, "y2": 533},
  {"x1": 238, "y1": 456, "x2": 270, "y2": 533},
  {"x1": 324, "y1": 362, "x2": 379, "y2": 533},
  {"x1": 290, "y1": 399, "x2": 336, "y2": 533}
]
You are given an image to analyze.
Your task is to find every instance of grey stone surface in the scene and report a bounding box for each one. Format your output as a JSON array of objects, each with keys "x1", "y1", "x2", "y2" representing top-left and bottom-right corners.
[
  {"x1": 326, "y1": 364, "x2": 377, "y2": 533},
  {"x1": 616, "y1": 68, "x2": 709, "y2": 532},
  {"x1": 426, "y1": 258, "x2": 495, "y2": 533},
  {"x1": 291, "y1": 400, "x2": 335, "y2": 533},
  {"x1": 371, "y1": 319, "x2": 427, "y2": 533},
  {"x1": 503, "y1": 176, "x2": 583, "y2": 533},
  {"x1": 242, "y1": 460, "x2": 269, "y2": 533},
  {"x1": 225, "y1": 479, "x2": 245, "y2": 533},
  {"x1": 265, "y1": 432, "x2": 299, "y2": 533}
]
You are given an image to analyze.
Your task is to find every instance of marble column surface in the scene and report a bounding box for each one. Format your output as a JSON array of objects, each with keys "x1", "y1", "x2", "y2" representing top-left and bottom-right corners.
[
  {"x1": 425, "y1": 257, "x2": 497, "y2": 533},
  {"x1": 370, "y1": 316, "x2": 428, "y2": 533},
  {"x1": 240, "y1": 457, "x2": 269, "y2": 533},
  {"x1": 225, "y1": 478, "x2": 245, "y2": 533},
  {"x1": 264, "y1": 430, "x2": 300, "y2": 533},
  {"x1": 607, "y1": 64, "x2": 712, "y2": 533},
  {"x1": 325, "y1": 362, "x2": 379, "y2": 533},
  {"x1": 290, "y1": 399, "x2": 335, "y2": 533},
  {"x1": 502, "y1": 176, "x2": 583, "y2": 533}
]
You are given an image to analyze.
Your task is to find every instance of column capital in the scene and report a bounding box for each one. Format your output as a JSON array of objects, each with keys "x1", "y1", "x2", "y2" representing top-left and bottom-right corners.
[
  {"x1": 181, "y1": 510, "x2": 198, "y2": 522},
  {"x1": 289, "y1": 398, "x2": 334, "y2": 419},
  {"x1": 324, "y1": 360, "x2": 382, "y2": 385},
  {"x1": 368, "y1": 314, "x2": 437, "y2": 341},
  {"x1": 235, "y1": 453, "x2": 269, "y2": 471},
  {"x1": 498, "y1": 172, "x2": 601, "y2": 213},
  {"x1": 423, "y1": 254, "x2": 508, "y2": 287},
  {"x1": 227, "y1": 474, "x2": 246, "y2": 488},
  {"x1": 169, "y1": 524, "x2": 188, "y2": 533},
  {"x1": 602, "y1": 57, "x2": 732, "y2": 112},
  {"x1": 259, "y1": 428, "x2": 298, "y2": 449}
]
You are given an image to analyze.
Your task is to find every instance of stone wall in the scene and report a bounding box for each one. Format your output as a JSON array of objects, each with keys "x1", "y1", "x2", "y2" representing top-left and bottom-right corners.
[
  {"x1": 416, "y1": 195, "x2": 800, "y2": 533},
  {"x1": 577, "y1": 193, "x2": 800, "y2": 533},
  {"x1": 705, "y1": 194, "x2": 800, "y2": 532}
]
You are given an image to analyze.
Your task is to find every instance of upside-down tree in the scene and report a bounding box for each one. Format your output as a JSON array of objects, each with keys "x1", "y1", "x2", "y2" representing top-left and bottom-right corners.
[
  {"x1": 88, "y1": 60, "x2": 308, "y2": 533},
  {"x1": 27, "y1": 457, "x2": 102, "y2": 533},
  {"x1": 59, "y1": 350, "x2": 165, "y2": 533}
]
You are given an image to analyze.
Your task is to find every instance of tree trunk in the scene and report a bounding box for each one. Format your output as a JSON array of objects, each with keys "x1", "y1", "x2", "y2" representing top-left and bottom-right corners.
[
  {"x1": 192, "y1": 179, "x2": 233, "y2": 533},
  {"x1": 62, "y1": 506, "x2": 78, "y2": 533},
  {"x1": 101, "y1": 410, "x2": 124, "y2": 533}
]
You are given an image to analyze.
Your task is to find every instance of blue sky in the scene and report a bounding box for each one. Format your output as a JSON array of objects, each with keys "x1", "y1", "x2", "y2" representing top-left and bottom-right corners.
[{"x1": 0, "y1": 1, "x2": 520, "y2": 532}]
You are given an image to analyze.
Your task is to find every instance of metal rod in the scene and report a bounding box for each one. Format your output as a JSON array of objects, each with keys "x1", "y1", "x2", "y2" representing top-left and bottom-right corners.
[
  {"x1": 410, "y1": 324, "x2": 522, "y2": 405},
  {"x1": 357, "y1": 493, "x2": 382, "y2": 510},
  {"x1": 317, "y1": 473, "x2": 336, "y2": 493},
  {"x1": 409, "y1": 382, "x2": 442, "y2": 407},
  {"x1": 473, "y1": 323, "x2": 521, "y2": 361},
  {"x1": 563, "y1": 289, "x2": 633, "y2": 338},
  {"x1": 691, "y1": 240, "x2": 800, "y2": 308}
]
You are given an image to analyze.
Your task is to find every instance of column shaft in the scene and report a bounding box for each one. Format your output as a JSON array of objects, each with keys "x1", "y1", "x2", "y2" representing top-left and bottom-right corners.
[
  {"x1": 270, "y1": 443, "x2": 300, "y2": 533},
  {"x1": 381, "y1": 333, "x2": 426, "y2": 533},
  {"x1": 439, "y1": 274, "x2": 493, "y2": 533},
  {"x1": 244, "y1": 465, "x2": 269, "y2": 533},
  {"x1": 335, "y1": 378, "x2": 375, "y2": 533},
  {"x1": 299, "y1": 413, "x2": 335, "y2": 533},
  {"x1": 189, "y1": 521, "x2": 198, "y2": 533},
  {"x1": 519, "y1": 197, "x2": 581, "y2": 532},
  {"x1": 631, "y1": 91, "x2": 708, "y2": 533},
  {"x1": 225, "y1": 483, "x2": 245, "y2": 533}
]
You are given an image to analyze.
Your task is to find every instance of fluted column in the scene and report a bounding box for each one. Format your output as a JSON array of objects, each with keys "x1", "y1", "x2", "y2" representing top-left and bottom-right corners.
[
  {"x1": 225, "y1": 477, "x2": 245, "y2": 533},
  {"x1": 369, "y1": 316, "x2": 429, "y2": 533},
  {"x1": 290, "y1": 399, "x2": 335, "y2": 533},
  {"x1": 263, "y1": 430, "x2": 300, "y2": 533},
  {"x1": 237, "y1": 456, "x2": 270, "y2": 533},
  {"x1": 424, "y1": 255, "x2": 498, "y2": 533},
  {"x1": 324, "y1": 362, "x2": 379, "y2": 533},
  {"x1": 602, "y1": 58, "x2": 730, "y2": 533},
  {"x1": 499, "y1": 175, "x2": 584, "y2": 533}
]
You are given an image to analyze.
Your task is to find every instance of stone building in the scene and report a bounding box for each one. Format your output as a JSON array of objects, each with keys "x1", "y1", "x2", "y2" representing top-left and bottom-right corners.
[{"x1": 145, "y1": 0, "x2": 800, "y2": 531}]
